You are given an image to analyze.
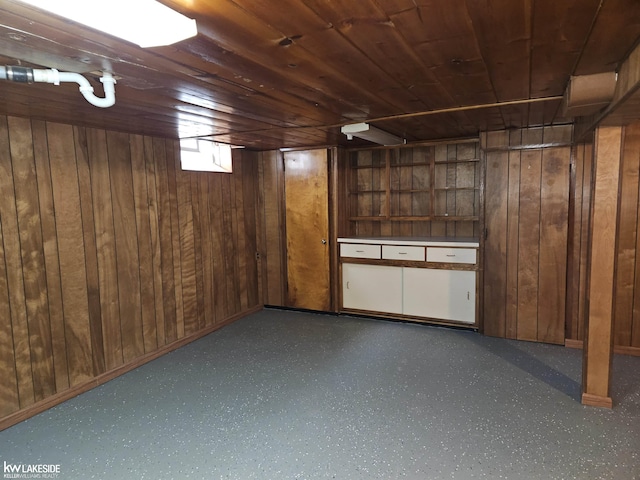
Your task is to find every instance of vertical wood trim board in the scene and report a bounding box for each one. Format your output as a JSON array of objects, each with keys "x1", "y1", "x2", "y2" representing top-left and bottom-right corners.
[
  {"x1": 0, "y1": 115, "x2": 262, "y2": 428},
  {"x1": 582, "y1": 126, "x2": 623, "y2": 407},
  {"x1": 566, "y1": 141, "x2": 594, "y2": 343},
  {"x1": 257, "y1": 150, "x2": 287, "y2": 307}
]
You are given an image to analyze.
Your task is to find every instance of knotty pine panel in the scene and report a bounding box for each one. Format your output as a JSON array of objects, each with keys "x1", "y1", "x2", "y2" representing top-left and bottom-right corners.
[
  {"x1": 483, "y1": 126, "x2": 572, "y2": 344},
  {"x1": 0, "y1": 115, "x2": 262, "y2": 428}
]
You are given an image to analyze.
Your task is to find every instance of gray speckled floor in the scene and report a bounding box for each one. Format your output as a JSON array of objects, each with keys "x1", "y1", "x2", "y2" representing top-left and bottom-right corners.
[{"x1": 1, "y1": 309, "x2": 639, "y2": 480}]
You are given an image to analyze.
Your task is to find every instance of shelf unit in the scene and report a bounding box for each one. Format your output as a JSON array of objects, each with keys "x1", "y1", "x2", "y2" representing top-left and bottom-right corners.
[{"x1": 345, "y1": 140, "x2": 482, "y2": 238}]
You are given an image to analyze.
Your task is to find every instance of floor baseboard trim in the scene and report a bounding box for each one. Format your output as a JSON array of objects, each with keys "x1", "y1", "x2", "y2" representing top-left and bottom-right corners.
[
  {"x1": 564, "y1": 339, "x2": 640, "y2": 357},
  {"x1": 0, "y1": 305, "x2": 262, "y2": 432},
  {"x1": 582, "y1": 392, "x2": 613, "y2": 408}
]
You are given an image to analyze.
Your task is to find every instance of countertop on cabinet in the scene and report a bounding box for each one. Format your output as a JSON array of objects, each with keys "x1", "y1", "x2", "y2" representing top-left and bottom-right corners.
[{"x1": 337, "y1": 237, "x2": 479, "y2": 248}]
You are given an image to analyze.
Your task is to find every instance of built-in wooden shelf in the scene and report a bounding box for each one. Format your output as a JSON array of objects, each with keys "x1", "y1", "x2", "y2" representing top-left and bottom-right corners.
[{"x1": 344, "y1": 141, "x2": 482, "y2": 238}]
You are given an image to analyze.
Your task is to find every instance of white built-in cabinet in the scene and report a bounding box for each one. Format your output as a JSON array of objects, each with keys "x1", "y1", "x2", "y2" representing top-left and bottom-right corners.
[
  {"x1": 342, "y1": 263, "x2": 403, "y2": 314},
  {"x1": 402, "y1": 268, "x2": 475, "y2": 323},
  {"x1": 339, "y1": 238, "x2": 479, "y2": 326}
]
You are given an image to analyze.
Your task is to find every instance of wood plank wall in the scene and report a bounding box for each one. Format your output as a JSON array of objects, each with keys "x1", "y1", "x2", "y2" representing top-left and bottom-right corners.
[
  {"x1": 566, "y1": 141, "x2": 593, "y2": 344},
  {"x1": 483, "y1": 126, "x2": 572, "y2": 344},
  {"x1": 0, "y1": 115, "x2": 261, "y2": 427},
  {"x1": 567, "y1": 121, "x2": 640, "y2": 355},
  {"x1": 256, "y1": 150, "x2": 287, "y2": 307}
]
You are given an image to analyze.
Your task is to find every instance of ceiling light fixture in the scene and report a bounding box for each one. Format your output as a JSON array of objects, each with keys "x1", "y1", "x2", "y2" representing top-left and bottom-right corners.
[
  {"x1": 341, "y1": 122, "x2": 405, "y2": 145},
  {"x1": 16, "y1": 0, "x2": 198, "y2": 48}
]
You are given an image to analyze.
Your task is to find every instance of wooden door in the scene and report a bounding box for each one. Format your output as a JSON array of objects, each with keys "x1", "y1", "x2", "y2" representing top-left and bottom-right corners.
[{"x1": 284, "y1": 149, "x2": 330, "y2": 311}]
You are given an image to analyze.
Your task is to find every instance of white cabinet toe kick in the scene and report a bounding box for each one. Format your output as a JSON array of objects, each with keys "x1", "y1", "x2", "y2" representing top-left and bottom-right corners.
[{"x1": 338, "y1": 237, "x2": 480, "y2": 327}]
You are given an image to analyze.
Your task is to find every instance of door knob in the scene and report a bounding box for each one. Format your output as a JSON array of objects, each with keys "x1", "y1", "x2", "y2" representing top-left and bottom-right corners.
[{"x1": 321, "y1": 239, "x2": 327, "y2": 244}]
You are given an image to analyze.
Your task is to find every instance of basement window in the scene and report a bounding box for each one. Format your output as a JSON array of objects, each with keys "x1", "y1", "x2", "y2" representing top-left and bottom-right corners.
[{"x1": 180, "y1": 138, "x2": 233, "y2": 173}]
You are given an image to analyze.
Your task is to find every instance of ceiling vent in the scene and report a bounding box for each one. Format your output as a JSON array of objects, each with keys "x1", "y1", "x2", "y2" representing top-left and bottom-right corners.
[{"x1": 562, "y1": 72, "x2": 617, "y2": 117}]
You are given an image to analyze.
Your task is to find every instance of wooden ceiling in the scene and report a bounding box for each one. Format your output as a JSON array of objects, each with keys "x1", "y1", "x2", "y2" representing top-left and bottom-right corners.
[{"x1": 0, "y1": 0, "x2": 638, "y2": 150}]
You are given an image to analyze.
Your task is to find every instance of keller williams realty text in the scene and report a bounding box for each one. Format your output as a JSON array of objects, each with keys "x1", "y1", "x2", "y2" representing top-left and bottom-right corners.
[{"x1": 3, "y1": 462, "x2": 61, "y2": 476}]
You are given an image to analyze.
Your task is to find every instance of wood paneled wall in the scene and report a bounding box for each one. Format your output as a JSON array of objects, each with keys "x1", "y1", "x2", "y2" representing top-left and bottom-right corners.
[
  {"x1": 566, "y1": 141, "x2": 594, "y2": 344},
  {"x1": 612, "y1": 123, "x2": 640, "y2": 352},
  {"x1": 256, "y1": 150, "x2": 287, "y2": 307},
  {"x1": 483, "y1": 126, "x2": 572, "y2": 344},
  {"x1": 567, "y1": 122, "x2": 640, "y2": 355},
  {"x1": 0, "y1": 115, "x2": 261, "y2": 427}
]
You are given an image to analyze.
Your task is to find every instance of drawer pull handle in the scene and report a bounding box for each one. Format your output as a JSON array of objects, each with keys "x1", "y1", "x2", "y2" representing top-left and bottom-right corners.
[
  {"x1": 398, "y1": 252, "x2": 407, "y2": 255},
  {"x1": 356, "y1": 250, "x2": 364, "y2": 253},
  {"x1": 446, "y1": 254, "x2": 456, "y2": 257}
]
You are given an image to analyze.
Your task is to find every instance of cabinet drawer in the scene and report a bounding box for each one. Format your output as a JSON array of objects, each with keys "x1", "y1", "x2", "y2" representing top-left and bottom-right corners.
[
  {"x1": 427, "y1": 247, "x2": 477, "y2": 264},
  {"x1": 340, "y1": 243, "x2": 381, "y2": 259},
  {"x1": 382, "y1": 245, "x2": 425, "y2": 261}
]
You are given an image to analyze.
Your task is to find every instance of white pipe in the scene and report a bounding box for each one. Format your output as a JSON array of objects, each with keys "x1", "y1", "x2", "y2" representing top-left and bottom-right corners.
[
  {"x1": 2, "y1": 66, "x2": 116, "y2": 108},
  {"x1": 32, "y1": 69, "x2": 116, "y2": 108}
]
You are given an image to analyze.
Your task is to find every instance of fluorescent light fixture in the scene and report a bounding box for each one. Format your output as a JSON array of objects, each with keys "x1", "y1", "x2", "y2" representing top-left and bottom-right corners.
[
  {"x1": 17, "y1": 0, "x2": 198, "y2": 48},
  {"x1": 341, "y1": 122, "x2": 405, "y2": 145}
]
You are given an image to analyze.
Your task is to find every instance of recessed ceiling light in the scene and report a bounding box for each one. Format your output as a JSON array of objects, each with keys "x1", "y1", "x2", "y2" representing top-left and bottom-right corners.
[{"x1": 16, "y1": 0, "x2": 198, "y2": 48}]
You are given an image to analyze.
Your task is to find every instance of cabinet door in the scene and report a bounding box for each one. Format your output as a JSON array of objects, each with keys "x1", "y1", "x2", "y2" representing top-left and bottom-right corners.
[
  {"x1": 342, "y1": 263, "x2": 403, "y2": 314},
  {"x1": 403, "y1": 268, "x2": 476, "y2": 323}
]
